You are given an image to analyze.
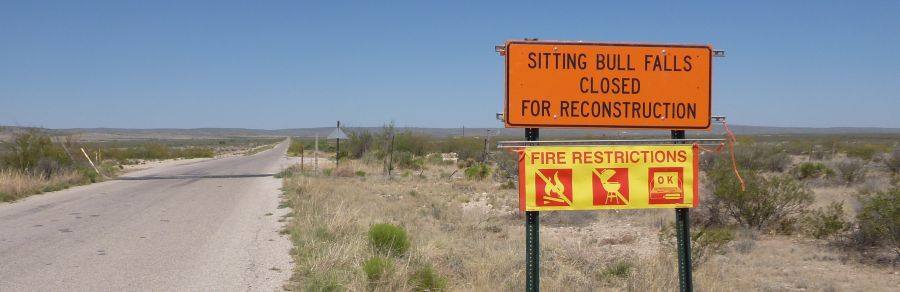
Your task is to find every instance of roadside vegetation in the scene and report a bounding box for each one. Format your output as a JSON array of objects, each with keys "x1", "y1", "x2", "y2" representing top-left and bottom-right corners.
[
  {"x1": 0, "y1": 127, "x2": 282, "y2": 202},
  {"x1": 279, "y1": 127, "x2": 900, "y2": 291},
  {"x1": 0, "y1": 129, "x2": 104, "y2": 202}
]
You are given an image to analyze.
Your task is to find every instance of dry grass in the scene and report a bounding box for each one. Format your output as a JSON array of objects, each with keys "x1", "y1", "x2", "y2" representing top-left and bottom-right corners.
[
  {"x1": 280, "y1": 163, "x2": 730, "y2": 291},
  {"x1": 280, "y1": 157, "x2": 900, "y2": 291},
  {"x1": 0, "y1": 168, "x2": 85, "y2": 202}
]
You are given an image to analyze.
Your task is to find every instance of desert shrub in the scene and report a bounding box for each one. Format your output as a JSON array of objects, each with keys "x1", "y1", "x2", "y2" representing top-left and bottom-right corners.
[
  {"x1": 2, "y1": 129, "x2": 72, "y2": 172},
  {"x1": 659, "y1": 225, "x2": 734, "y2": 270},
  {"x1": 709, "y1": 164, "x2": 814, "y2": 230},
  {"x1": 693, "y1": 192, "x2": 729, "y2": 227},
  {"x1": 393, "y1": 131, "x2": 432, "y2": 156},
  {"x1": 275, "y1": 164, "x2": 304, "y2": 178},
  {"x1": 835, "y1": 159, "x2": 867, "y2": 185},
  {"x1": 885, "y1": 149, "x2": 900, "y2": 175},
  {"x1": 287, "y1": 139, "x2": 305, "y2": 157},
  {"x1": 804, "y1": 202, "x2": 849, "y2": 239},
  {"x1": 491, "y1": 150, "x2": 518, "y2": 179},
  {"x1": 792, "y1": 162, "x2": 835, "y2": 180},
  {"x1": 179, "y1": 147, "x2": 214, "y2": 158},
  {"x1": 437, "y1": 137, "x2": 485, "y2": 161},
  {"x1": 691, "y1": 228, "x2": 734, "y2": 269},
  {"x1": 363, "y1": 256, "x2": 393, "y2": 283},
  {"x1": 368, "y1": 223, "x2": 410, "y2": 257},
  {"x1": 855, "y1": 188, "x2": 900, "y2": 255},
  {"x1": 730, "y1": 144, "x2": 791, "y2": 173},
  {"x1": 77, "y1": 167, "x2": 98, "y2": 183},
  {"x1": 347, "y1": 130, "x2": 374, "y2": 159},
  {"x1": 457, "y1": 158, "x2": 476, "y2": 169},
  {"x1": 355, "y1": 170, "x2": 366, "y2": 177},
  {"x1": 392, "y1": 151, "x2": 424, "y2": 170},
  {"x1": 101, "y1": 144, "x2": 214, "y2": 161},
  {"x1": 842, "y1": 143, "x2": 883, "y2": 161},
  {"x1": 773, "y1": 216, "x2": 802, "y2": 235},
  {"x1": 304, "y1": 271, "x2": 342, "y2": 292},
  {"x1": 464, "y1": 163, "x2": 491, "y2": 180},
  {"x1": 333, "y1": 167, "x2": 356, "y2": 177},
  {"x1": 596, "y1": 259, "x2": 634, "y2": 281},
  {"x1": 409, "y1": 265, "x2": 447, "y2": 292},
  {"x1": 760, "y1": 151, "x2": 791, "y2": 173},
  {"x1": 425, "y1": 153, "x2": 445, "y2": 165}
]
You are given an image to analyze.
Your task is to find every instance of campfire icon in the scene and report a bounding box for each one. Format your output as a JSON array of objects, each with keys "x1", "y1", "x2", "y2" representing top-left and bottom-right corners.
[{"x1": 535, "y1": 169, "x2": 573, "y2": 206}]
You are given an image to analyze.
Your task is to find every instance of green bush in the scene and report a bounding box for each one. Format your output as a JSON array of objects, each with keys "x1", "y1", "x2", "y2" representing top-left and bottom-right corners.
[
  {"x1": 363, "y1": 256, "x2": 393, "y2": 283},
  {"x1": 691, "y1": 228, "x2": 734, "y2": 270},
  {"x1": 409, "y1": 265, "x2": 447, "y2": 292},
  {"x1": 287, "y1": 140, "x2": 305, "y2": 157},
  {"x1": 304, "y1": 271, "x2": 342, "y2": 292},
  {"x1": 597, "y1": 260, "x2": 634, "y2": 281},
  {"x1": 856, "y1": 188, "x2": 900, "y2": 254},
  {"x1": 368, "y1": 223, "x2": 410, "y2": 257},
  {"x1": 2, "y1": 129, "x2": 72, "y2": 172},
  {"x1": 393, "y1": 151, "x2": 424, "y2": 170},
  {"x1": 425, "y1": 153, "x2": 446, "y2": 165},
  {"x1": 101, "y1": 144, "x2": 214, "y2": 161},
  {"x1": 842, "y1": 143, "x2": 884, "y2": 161},
  {"x1": 464, "y1": 163, "x2": 491, "y2": 180},
  {"x1": 804, "y1": 201, "x2": 848, "y2": 239},
  {"x1": 77, "y1": 167, "x2": 99, "y2": 183},
  {"x1": 347, "y1": 130, "x2": 374, "y2": 159},
  {"x1": 709, "y1": 164, "x2": 814, "y2": 230},
  {"x1": 438, "y1": 137, "x2": 485, "y2": 161},
  {"x1": 393, "y1": 132, "x2": 431, "y2": 156},
  {"x1": 792, "y1": 162, "x2": 835, "y2": 180}
]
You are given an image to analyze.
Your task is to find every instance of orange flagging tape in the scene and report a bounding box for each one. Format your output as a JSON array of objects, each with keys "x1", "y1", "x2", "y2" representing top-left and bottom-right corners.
[
  {"x1": 698, "y1": 143, "x2": 725, "y2": 154},
  {"x1": 721, "y1": 121, "x2": 746, "y2": 191}
]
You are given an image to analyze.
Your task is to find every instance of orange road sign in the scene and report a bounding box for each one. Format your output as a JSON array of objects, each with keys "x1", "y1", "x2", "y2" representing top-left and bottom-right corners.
[
  {"x1": 517, "y1": 145, "x2": 699, "y2": 211},
  {"x1": 504, "y1": 41, "x2": 712, "y2": 130}
]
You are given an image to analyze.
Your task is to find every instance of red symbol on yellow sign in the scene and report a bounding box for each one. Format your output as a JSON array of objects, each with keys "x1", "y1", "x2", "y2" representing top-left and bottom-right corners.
[
  {"x1": 535, "y1": 169, "x2": 573, "y2": 206},
  {"x1": 592, "y1": 168, "x2": 630, "y2": 205},
  {"x1": 648, "y1": 167, "x2": 685, "y2": 204}
]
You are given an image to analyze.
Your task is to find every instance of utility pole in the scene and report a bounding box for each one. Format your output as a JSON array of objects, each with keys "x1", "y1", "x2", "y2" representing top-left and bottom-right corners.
[
  {"x1": 315, "y1": 133, "x2": 319, "y2": 173},
  {"x1": 335, "y1": 121, "x2": 341, "y2": 169}
]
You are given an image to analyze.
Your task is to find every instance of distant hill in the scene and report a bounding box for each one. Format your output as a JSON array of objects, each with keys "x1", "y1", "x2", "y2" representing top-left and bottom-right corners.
[{"x1": 2, "y1": 125, "x2": 900, "y2": 141}]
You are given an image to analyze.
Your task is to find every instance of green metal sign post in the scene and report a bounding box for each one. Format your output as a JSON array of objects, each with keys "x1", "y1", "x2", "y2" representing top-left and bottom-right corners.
[
  {"x1": 672, "y1": 130, "x2": 693, "y2": 292},
  {"x1": 525, "y1": 127, "x2": 540, "y2": 292}
]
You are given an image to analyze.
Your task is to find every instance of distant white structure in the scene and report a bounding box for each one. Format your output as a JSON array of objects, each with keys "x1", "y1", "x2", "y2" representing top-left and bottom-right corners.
[{"x1": 441, "y1": 152, "x2": 458, "y2": 163}]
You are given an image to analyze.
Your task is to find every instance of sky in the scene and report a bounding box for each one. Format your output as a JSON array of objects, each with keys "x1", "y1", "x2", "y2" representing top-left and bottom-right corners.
[{"x1": 1, "y1": 1, "x2": 899, "y2": 129}]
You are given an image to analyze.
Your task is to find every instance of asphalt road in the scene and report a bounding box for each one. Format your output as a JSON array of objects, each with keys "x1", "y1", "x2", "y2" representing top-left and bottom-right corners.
[{"x1": 0, "y1": 141, "x2": 295, "y2": 291}]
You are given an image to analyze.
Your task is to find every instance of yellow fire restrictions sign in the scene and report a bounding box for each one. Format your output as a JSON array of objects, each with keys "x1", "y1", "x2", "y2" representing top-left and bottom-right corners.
[{"x1": 517, "y1": 145, "x2": 699, "y2": 211}]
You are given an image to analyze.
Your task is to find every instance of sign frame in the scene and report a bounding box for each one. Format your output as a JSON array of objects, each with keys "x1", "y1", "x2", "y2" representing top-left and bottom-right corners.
[{"x1": 504, "y1": 40, "x2": 713, "y2": 130}]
